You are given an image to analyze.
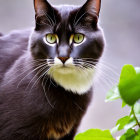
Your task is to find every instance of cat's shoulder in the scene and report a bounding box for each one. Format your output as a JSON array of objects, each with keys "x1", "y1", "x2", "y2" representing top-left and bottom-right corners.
[
  {"x1": 0, "y1": 29, "x2": 32, "y2": 50},
  {"x1": 0, "y1": 28, "x2": 32, "y2": 81},
  {"x1": 0, "y1": 28, "x2": 32, "y2": 58}
]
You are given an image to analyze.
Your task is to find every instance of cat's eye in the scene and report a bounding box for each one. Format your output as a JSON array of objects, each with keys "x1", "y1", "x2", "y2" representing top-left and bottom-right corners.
[
  {"x1": 73, "y1": 34, "x2": 84, "y2": 44},
  {"x1": 45, "y1": 34, "x2": 57, "y2": 44}
]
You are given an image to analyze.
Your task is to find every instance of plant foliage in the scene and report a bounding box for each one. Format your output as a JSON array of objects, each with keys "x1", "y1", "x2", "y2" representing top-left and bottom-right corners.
[
  {"x1": 75, "y1": 129, "x2": 115, "y2": 140},
  {"x1": 75, "y1": 65, "x2": 140, "y2": 140}
]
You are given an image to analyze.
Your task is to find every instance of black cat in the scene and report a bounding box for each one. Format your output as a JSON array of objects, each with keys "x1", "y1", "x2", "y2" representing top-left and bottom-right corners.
[{"x1": 0, "y1": 0, "x2": 104, "y2": 139}]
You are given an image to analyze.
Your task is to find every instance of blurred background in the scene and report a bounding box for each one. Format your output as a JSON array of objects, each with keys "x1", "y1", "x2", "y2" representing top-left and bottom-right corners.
[{"x1": 0, "y1": 0, "x2": 140, "y2": 137}]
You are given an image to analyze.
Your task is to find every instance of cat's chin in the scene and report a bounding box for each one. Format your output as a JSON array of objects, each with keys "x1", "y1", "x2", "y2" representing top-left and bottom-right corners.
[
  {"x1": 50, "y1": 65, "x2": 77, "y2": 74},
  {"x1": 47, "y1": 65, "x2": 95, "y2": 95}
]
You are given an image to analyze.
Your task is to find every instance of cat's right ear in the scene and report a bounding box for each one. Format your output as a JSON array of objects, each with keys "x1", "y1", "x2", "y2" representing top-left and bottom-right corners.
[{"x1": 34, "y1": 0, "x2": 54, "y2": 30}]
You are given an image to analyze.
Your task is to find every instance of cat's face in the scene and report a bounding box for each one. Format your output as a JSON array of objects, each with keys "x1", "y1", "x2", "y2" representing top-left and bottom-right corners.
[{"x1": 29, "y1": 0, "x2": 105, "y2": 94}]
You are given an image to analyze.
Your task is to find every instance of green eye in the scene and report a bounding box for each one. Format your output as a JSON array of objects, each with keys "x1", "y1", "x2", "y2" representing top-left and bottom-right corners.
[
  {"x1": 73, "y1": 34, "x2": 84, "y2": 44},
  {"x1": 46, "y1": 34, "x2": 57, "y2": 44}
]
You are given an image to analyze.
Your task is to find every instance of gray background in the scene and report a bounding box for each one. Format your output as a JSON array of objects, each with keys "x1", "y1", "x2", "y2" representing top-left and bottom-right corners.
[{"x1": 0, "y1": 0, "x2": 140, "y2": 137}]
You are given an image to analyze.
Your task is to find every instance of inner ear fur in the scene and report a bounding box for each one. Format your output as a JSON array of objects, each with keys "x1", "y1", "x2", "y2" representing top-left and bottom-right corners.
[
  {"x1": 84, "y1": 0, "x2": 101, "y2": 17},
  {"x1": 34, "y1": 0, "x2": 56, "y2": 30},
  {"x1": 77, "y1": 0, "x2": 101, "y2": 25},
  {"x1": 34, "y1": 0, "x2": 52, "y2": 15}
]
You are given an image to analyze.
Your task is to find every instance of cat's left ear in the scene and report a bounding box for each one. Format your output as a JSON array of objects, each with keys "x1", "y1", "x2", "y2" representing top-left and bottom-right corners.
[
  {"x1": 84, "y1": 0, "x2": 101, "y2": 17},
  {"x1": 82, "y1": 0, "x2": 101, "y2": 23}
]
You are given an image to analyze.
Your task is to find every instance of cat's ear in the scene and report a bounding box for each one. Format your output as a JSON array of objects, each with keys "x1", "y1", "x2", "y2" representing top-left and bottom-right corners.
[
  {"x1": 34, "y1": 0, "x2": 55, "y2": 30},
  {"x1": 84, "y1": 0, "x2": 101, "y2": 17},
  {"x1": 34, "y1": 0, "x2": 52, "y2": 15},
  {"x1": 79, "y1": 0, "x2": 101, "y2": 25}
]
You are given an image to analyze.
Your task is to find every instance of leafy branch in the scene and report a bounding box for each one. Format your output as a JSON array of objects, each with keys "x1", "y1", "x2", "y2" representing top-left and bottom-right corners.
[
  {"x1": 106, "y1": 65, "x2": 140, "y2": 140},
  {"x1": 75, "y1": 65, "x2": 140, "y2": 140}
]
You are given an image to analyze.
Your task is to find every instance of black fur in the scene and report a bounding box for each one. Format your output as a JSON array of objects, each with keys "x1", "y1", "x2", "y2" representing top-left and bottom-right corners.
[{"x1": 0, "y1": 0, "x2": 104, "y2": 139}]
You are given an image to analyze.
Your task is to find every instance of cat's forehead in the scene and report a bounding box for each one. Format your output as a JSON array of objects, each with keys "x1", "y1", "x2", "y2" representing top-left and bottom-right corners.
[
  {"x1": 53, "y1": 5, "x2": 81, "y2": 33},
  {"x1": 54, "y1": 5, "x2": 79, "y2": 17}
]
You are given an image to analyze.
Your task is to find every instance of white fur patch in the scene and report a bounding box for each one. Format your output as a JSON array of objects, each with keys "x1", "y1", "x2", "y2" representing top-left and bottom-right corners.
[{"x1": 48, "y1": 57, "x2": 95, "y2": 94}]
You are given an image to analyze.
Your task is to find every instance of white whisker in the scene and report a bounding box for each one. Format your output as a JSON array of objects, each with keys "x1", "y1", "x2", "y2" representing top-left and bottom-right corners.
[
  {"x1": 28, "y1": 66, "x2": 50, "y2": 93},
  {"x1": 26, "y1": 65, "x2": 50, "y2": 90},
  {"x1": 17, "y1": 63, "x2": 47, "y2": 88}
]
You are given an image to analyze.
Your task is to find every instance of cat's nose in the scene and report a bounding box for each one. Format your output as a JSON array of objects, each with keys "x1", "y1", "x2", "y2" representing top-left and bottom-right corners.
[{"x1": 58, "y1": 57, "x2": 69, "y2": 64}]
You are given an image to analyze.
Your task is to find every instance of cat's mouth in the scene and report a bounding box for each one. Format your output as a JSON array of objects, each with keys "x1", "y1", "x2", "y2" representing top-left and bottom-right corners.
[
  {"x1": 45, "y1": 57, "x2": 97, "y2": 94},
  {"x1": 47, "y1": 60, "x2": 95, "y2": 94},
  {"x1": 47, "y1": 57, "x2": 97, "y2": 74},
  {"x1": 47, "y1": 57, "x2": 96, "y2": 74}
]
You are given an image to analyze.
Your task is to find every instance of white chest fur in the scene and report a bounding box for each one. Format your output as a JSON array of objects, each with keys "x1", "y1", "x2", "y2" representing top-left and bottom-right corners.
[{"x1": 48, "y1": 58, "x2": 95, "y2": 95}]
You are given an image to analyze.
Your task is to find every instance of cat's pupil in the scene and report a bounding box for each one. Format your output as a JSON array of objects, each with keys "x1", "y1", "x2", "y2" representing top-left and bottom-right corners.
[{"x1": 78, "y1": 36, "x2": 80, "y2": 40}]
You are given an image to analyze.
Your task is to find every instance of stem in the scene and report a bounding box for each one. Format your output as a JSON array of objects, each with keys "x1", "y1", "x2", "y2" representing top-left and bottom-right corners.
[
  {"x1": 132, "y1": 106, "x2": 140, "y2": 128},
  {"x1": 133, "y1": 129, "x2": 138, "y2": 135}
]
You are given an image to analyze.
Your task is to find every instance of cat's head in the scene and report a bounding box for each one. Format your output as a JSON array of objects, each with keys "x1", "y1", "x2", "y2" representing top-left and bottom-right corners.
[{"x1": 29, "y1": 0, "x2": 105, "y2": 94}]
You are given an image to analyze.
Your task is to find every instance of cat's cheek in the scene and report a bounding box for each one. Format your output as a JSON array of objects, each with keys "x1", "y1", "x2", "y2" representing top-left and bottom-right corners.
[{"x1": 47, "y1": 67, "x2": 95, "y2": 95}]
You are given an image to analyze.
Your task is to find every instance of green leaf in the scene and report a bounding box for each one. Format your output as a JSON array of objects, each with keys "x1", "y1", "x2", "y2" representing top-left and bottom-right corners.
[
  {"x1": 135, "y1": 129, "x2": 140, "y2": 140},
  {"x1": 137, "y1": 129, "x2": 140, "y2": 136},
  {"x1": 116, "y1": 116, "x2": 131, "y2": 130},
  {"x1": 105, "y1": 86, "x2": 120, "y2": 102},
  {"x1": 134, "y1": 136, "x2": 140, "y2": 140},
  {"x1": 124, "y1": 116, "x2": 137, "y2": 130},
  {"x1": 122, "y1": 101, "x2": 127, "y2": 108},
  {"x1": 117, "y1": 103, "x2": 140, "y2": 131},
  {"x1": 135, "y1": 67, "x2": 140, "y2": 74},
  {"x1": 111, "y1": 116, "x2": 130, "y2": 133},
  {"x1": 135, "y1": 114, "x2": 140, "y2": 123},
  {"x1": 74, "y1": 129, "x2": 115, "y2": 140},
  {"x1": 119, "y1": 65, "x2": 136, "y2": 84},
  {"x1": 124, "y1": 114, "x2": 140, "y2": 130},
  {"x1": 134, "y1": 103, "x2": 140, "y2": 115},
  {"x1": 111, "y1": 125, "x2": 119, "y2": 134},
  {"x1": 120, "y1": 128, "x2": 137, "y2": 140},
  {"x1": 119, "y1": 65, "x2": 140, "y2": 105}
]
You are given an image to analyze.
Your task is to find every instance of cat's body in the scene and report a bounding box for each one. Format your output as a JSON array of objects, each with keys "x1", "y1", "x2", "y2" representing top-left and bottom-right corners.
[
  {"x1": 0, "y1": 30, "x2": 91, "y2": 140},
  {"x1": 0, "y1": 30, "x2": 30, "y2": 82},
  {"x1": 0, "y1": 0, "x2": 104, "y2": 140}
]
